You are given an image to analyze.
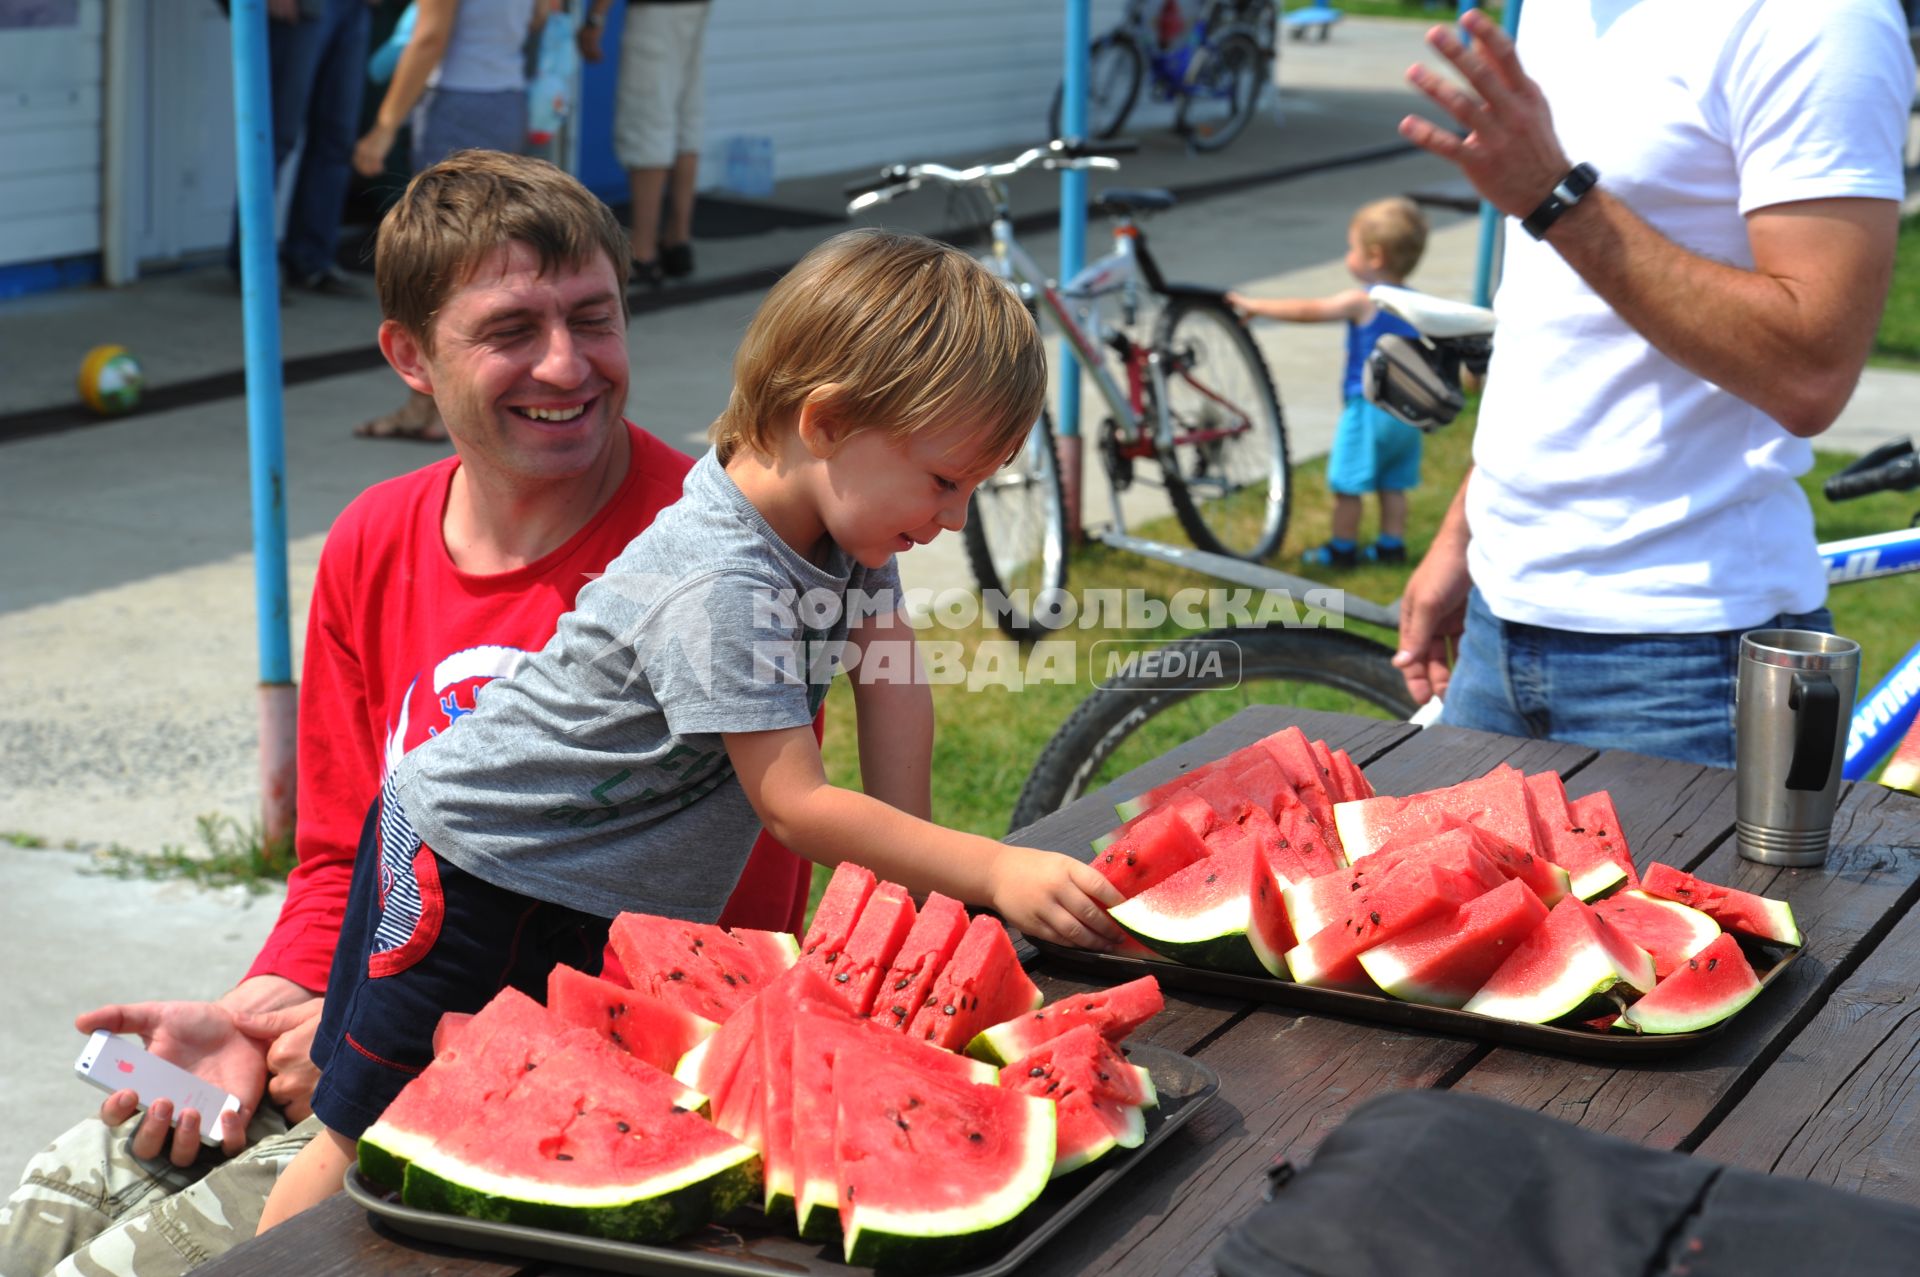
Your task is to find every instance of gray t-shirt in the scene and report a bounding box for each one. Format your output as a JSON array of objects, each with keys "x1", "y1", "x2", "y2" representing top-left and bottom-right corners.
[{"x1": 390, "y1": 449, "x2": 901, "y2": 920}]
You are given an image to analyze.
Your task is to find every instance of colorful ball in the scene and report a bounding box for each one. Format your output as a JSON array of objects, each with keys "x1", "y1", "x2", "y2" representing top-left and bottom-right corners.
[{"x1": 77, "y1": 345, "x2": 144, "y2": 416}]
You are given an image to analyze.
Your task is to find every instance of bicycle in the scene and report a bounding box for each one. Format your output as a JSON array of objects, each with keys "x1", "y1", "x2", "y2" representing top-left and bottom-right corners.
[
  {"x1": 1050, "y1": 1, "x2": 1277, "y2": 154},
  {"x1": 846, "y1": 140, "x2": 1291, "y2": 642},
  {"x1": 1007, "y1": 289, "x2": 1920, "y2": 827}
]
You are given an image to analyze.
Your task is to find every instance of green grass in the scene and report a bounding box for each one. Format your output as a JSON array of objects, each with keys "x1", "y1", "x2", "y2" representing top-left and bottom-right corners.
[
  {"x1": 74, "y1": 814, "x2": 297, "y2": 895},
  {"x1": 1871, "y1": 213, "x2": 1920, "y2": 370}
]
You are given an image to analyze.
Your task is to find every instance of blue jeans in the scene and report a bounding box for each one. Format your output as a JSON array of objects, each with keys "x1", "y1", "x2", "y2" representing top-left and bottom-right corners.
[
  {"x1": 1440, "y1": 589, "x2": 1834, "y2": 769},
  {"x1": 227, "y1": 0, "x2": 371, "y2": 278}
]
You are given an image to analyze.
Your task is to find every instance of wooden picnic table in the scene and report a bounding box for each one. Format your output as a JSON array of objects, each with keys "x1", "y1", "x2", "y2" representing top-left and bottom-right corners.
[{"x1": 200, "y1": 705, "x2": 1920, "y2": 1277}]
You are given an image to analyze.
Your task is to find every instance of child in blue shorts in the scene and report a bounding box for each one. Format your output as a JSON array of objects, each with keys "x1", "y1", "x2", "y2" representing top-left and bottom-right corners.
[{"x1": 1229, "y1": 196, "x2": 1430, "y2": 568}]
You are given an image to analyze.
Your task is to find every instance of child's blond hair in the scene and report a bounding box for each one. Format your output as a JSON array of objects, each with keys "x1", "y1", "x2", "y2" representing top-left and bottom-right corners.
[
  {"x1": 1351, "y1": 196, "x2": 1429, "y2": 281},
  {"x1": 711, "y1": 229, "x2": 1045, "y2": 470}
]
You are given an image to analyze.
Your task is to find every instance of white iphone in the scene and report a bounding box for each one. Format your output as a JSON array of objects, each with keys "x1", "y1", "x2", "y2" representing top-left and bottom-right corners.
[{"x1": 74, "y1": 1030, "x2": 244, "y2": 1147}]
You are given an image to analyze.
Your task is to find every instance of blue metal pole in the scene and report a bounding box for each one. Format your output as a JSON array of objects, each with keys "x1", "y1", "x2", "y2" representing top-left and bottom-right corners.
[
  {"x1": 1059, "y1": 0, "x2": 1089, "y2": 442},
  {"x1": 229, "y1": 0, "x2": 297, "y2": 843},
  {"x1": 1469, "y1": 0, "x2": 1524, "y2": 308}
]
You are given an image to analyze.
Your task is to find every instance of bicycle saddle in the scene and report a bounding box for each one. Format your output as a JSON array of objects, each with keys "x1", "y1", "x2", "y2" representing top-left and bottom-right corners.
[
  {"x1": 1369, "y1": 284, "x2": 1497, "y2": 339},
  {"x1": 1098, "y1": 188, "x2": 1177, "y2": 215}
]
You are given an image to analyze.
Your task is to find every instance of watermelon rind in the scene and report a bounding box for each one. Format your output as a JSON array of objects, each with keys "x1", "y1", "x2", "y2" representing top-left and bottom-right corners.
[
  {"x1": 962, "y1": 976, "x2": 1165, "y2": 1066},
  {"x1": 359, "y1": 1121, "x2": 434, "y2": 1193},
  {"x1": 1108, "y1": 890, "x2": 1262, "y2": 975},
  {"x1": 1619, "y1": 935, "x2": 1763, "y2": 1034},
  {"x1": 1566, "y1": 859, "x2": 1629, "y2": 902},
  {"x1": 1462, "y1": 902, "x2": 1657, "y2": 1025},
  {"x1": 841, "y1": 1093, "x2": 1055, "y2": 1270},
  {"x1": 401, "y1": 1141, "x2": 760, "y2": 1244}
]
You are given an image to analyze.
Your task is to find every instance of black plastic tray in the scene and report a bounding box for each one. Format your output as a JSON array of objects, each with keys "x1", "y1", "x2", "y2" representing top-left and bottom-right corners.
[
  {"x1": 344, "y1": 1042, "x2": 1218, "y2": 1277},
  {"x1": 1028, "y1": 939, "x2": 1801, "y2": 1061}
]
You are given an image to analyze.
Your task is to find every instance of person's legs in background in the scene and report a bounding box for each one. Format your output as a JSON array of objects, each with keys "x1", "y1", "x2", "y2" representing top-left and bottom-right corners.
[{"x1": 283, "y1": 0, "x2": 370, "y2": 293}]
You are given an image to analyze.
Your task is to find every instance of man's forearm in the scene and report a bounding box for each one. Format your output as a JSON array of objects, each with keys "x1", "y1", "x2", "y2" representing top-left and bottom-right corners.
[{"x1": 1540, "y1": 192, "x2": 1896, "y2": 437}]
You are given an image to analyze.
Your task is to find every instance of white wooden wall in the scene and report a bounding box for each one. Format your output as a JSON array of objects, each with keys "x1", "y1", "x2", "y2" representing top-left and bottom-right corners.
[{"x1": 0, "y1": 0, "x2": 104, "y2": 268}]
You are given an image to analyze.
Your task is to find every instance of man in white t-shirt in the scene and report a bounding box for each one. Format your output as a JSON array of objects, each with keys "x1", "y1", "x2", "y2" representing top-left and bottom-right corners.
[{"x1": 1391, "y1": 2, "x2": 1914, "y2": 767}]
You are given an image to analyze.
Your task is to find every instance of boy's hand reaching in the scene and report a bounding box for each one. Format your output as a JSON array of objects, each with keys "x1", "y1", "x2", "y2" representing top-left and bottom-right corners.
[{"x1": 989, "y1": 848, "x2": 1126, "y2": 950}]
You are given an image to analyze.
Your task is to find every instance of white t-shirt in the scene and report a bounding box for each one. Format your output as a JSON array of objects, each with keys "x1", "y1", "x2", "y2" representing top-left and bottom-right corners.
[{"x1": 1469, "y1": 0, "x2": 1913, "y2": 633}]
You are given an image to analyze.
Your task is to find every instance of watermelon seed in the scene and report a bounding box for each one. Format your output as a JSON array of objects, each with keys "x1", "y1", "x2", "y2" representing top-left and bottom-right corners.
[
  {"x1": 555, "y1": 1153, "x2": 573, "y2": 1161},
  {"x1": 1369, "y1": 911, "x2": 1382, "y2": 925},
  {"x1": 617, "y1": 1121, "x2": 630, "y2": 1133},
  {"x1": 834, "y1": 972, "x2": 850, "y2": 982},
  {"x1": 610, "y1": 1030, "x2": 625, "y2": 1046},
  {"x1": 889, "y1": 1006, "x2": 907, "y2": 1021},
  {"x1": 1571, "y1": 827, "x2": 1586, "y2": 834},
  {"x1": 968, "y1": 1132, "x2": 984, "y2": 1143},
  {"x1": 1349, "y1": 881, "x2": 1362, "y2": 892},
  {"x1": 1707, "y1": 957, "x2": 1720, "y2": 971},
  {"x1": 825, "y1": 951, "x2": 839, "y2": 963},
  {"x1": 894, "y1": 978, "x2": 910, "y2": 990},
  {"x1": 1045, "y1": 1081, "x2": 1059, "y2": 1093},
  {"x1": 525, "y1": 1062, "x2": 537, "y2": 1071},
  {"x1": 847, "y1": 1185, "x2": 856, "y2": 1200},
  {"x1": 943, "y1": 1004, "x2": 957, "y2": 1016},
  {"x1": 1029, "y1": 1066, "x2": 1046, "y2": 1077},
  {"x1": 692, "y1": 937, "x2": 703, "y2": 949},
  {"x1": 908, "y1": 1098, "x2": 921, "y2": 1109},
  {"x1": 722, "y1": 973, "x2": 738, "y2": 986},
  {"x1": 890, "y1": 1111, "x2": 910, "y2": 1131},
  {"x1": 671, "y1": 1104, "x2": 689, "y2": 1114},
  {"x1": 668, "y1": 970, "x2": 685, "y2": 981}
]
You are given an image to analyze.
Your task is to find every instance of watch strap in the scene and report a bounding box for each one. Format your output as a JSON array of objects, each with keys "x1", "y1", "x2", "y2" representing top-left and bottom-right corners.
[{"x1": 1521, "y1": 163, "x2": 1599, "y2": 241}]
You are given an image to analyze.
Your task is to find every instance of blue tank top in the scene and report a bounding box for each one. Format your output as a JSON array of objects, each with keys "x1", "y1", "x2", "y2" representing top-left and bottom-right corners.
[{"x1": 1342, "y1": 308, "x2": 1419, "y2": 402}]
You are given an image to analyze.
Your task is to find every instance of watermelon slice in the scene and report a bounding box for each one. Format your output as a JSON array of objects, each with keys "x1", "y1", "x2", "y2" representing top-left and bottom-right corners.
[
  {"x1": 431, "y1": 1011, "x2": 476, "y2": 1058},
  {"x1": 800, "y1": 862, "x2": 878, "y2": 983},
  {"x1": 1283, "y1": 832, "x2": 1505, "y2": 944},
  {"x1": 1231, "y1": 752, "x2": 1297, "y2": 818},
  {"x1": 1329, "y1": 749, "x2": 1374, "y2": 803},
  {"x1": 1463, "y1": 897, "x2": 1657, "y2": 1023},
  {"x1": 1093, "y1": 789, "x2": 1220, "y2": 857},
  {"x1": 1523, "y1": 773, "x2": 1628, "y2": 900},
  {"x1": 1368, "y1": 810, "x2": 1570, "y2": 907},
  {"x1": 832, "y1": 1053, "x2": 1055, "y2": 1269},
  {"x1": 1258, "y1": 727, "x2": 1339, "y2": 829},
  {"x1": 1884, "y1": 713, "x2": 1920, "y2": 794},
  {"x1": 607, "y1": 914, "x2": 798, "y2": 1023},
  {"x1": 1308, "y1": 738, "x2": 1341, "y2": 799},
  {"x1": 547, "y1": 964, "x2": 717, "y2": 1073},
  {"x1": 1091, "y1": 802, "x2": 1211, "y2": 897},
  {"x1": 1112, "y1": 754, "x2": 1240, "y2": 822},
  {"x1": 1335, "y1": 765, "x2": 1547, "y2": 867},
  {"x1": 1639, "y1": 863, "x2": 1802, "y2": 946},
  {"x1": 965, "y1": 974, "x2": 1164, "y2": 1066},
  {"x1": 904, "y1": 915, "x2": 1043, "y2": 1051},
  {"x1": 757, "y1": 965, "x2": 844, "y2": 1216},
  {"x1": 1273, "y1": 790, "x2": 1343, "y2": 879},
  {"x1": 821, "y1": 882, "x2": 917, "y2": 1016},
  {"x1": 1619, "y1": 933, "x2": 1763, "y2": 1034},
  {"x1": 1109, "y1": 829, "x2": 1273, "y2": 975},
  {"x1": 869, "y1": 892, "x2": 970, "y2": 1033},
  {"x1": 673, "y1": 1001, "x2": 760, "y2": 1147},
  {"x1": 1566, "y1": 790, "x2": 1639, "y2": 890},
  {"x1": 999, "y1": 1025, "x2": 1158, "y2": 1176},
  {"x1": 788, "y1": 1001, "x2": 996, "y2": 1241},
  {"x1": 401, "y1": 1031, "x2": 758, "y2": 1244},
  {"x1": 1589, "y1": 890, "x2": 1721, "y2": 978},
  {"x1": 1283, "y1": 858, "x2": 1493, "y2": 991},
  {"x1": 1357, "y1": 877, "x2": 1550, "y2": 1008}
]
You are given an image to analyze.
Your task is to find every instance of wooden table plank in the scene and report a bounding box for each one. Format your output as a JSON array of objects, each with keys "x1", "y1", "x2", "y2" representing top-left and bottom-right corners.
[
  {"x1": 194, "y1": 1192, "x2": 537, "y2": 1277},
  {"x1": 1449, "y1": 782, "x2": 1920, "y2": 1151}
]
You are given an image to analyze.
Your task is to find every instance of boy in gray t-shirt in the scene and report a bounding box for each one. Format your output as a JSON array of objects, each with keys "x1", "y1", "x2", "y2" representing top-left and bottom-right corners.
[{"x1": 271, "y1": 229, "x2": 1127, "y2": 1223}]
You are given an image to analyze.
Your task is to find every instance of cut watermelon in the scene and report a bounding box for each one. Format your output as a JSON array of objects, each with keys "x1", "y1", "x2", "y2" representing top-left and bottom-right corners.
[
  {"x1": 1368, "y1": 810, "x2": 1570, "y2": 907},
  {"x1": 547, "y1": 964, "x2": 717, "y2": 1073},
  {"x1": 1109, "y1": 829, "x2": 1272, "y2": 975},
  {"x1": 431, "y1": 1011, "x2": 475, "y2": 1058},
  {"x1": 1273, "y1": 790, "x2": 1343, "y2": 879},
  {"x1": 1566, "y1": 791, "x2": 1639, "y2": 890},
  {"x1": 869, "y1": 892, "x2": 971, "y2": 1033},
  {"x1": 401, "y1": 1031, "x2": 758, "y2": 1244},
  {"x1": 1112, "y1": 755, "x2": 1238, "y2": 822},
  {"x1": 1639, "y1": 863, "x2": 1802, "y2": 946},
  {"x1": 1231, "y1": 752, "x2": 1296, "y2": 818},
  {"x1": 965, "y1": 975, "x2": 1165, "y2": 1066},
  {"x1": 1091, "y1": 802, "x2": 1211, "y2": 897},
  {"x1": 833, "y1": 1053, "x2": 1054, "y2": 1269},
  {"x1": 607, "y1": 914, "x2": 798, "y2": 1023},
  {"x1": 673, "y1": 1001, "x2": 759, "y2": 1147},
  {"x1": 1329, "y1": 749, "x2": 1374, "y2": 803},
  {"x1": 757, "y1": 965, "x2": 843, "y2": 1216},
  {"x1": 1357, "y1": 878, "x2": 1550, "y2": 1008},
  {"x1": 1000, "y1": 1025, "x2": 1157, "y2": 1176},
  {"x1": 1335, "y1": 766, "x2": 1546, "y2": 867},
  {"x1": 1284, "y1": 832, "x2": 1504, "y2": 944},
  {"x1": 1463, "y1": 897, "x2": 1657, "y2": 1023},
  {"x1": 1258, "y1": 727, "x2": 1339, "y2": 828},
  {"x1": 1619, "y1": 933, "x2": 1763, "y2": 1034},
  {"x1": 904, "y1": 915, "x2": 1043, "y2": 1051},
  {"x1": 1524, "y1": 773, "x2": 1628, "y2": 900},
  {"x1": 1283, "y1": 858, "x2": 1492, "y2": 991},
  {"x1": 1884, "y1": 713, "x2": 1920, "y2": 794},
  {"x1": 1308, "y1": 739, "x2": 1341, "y2": 799},
  {"x1": 800, "y1": 863, "x2": 878, "y2": 981},
  {"x1": 1589, "y1": 890, "x2": 1720, "y2": 978},
  {"x1": 821, "y1": 882, "x2": 916, "y2": 1016},
  {"x1": 1096, "y1": 790, "x2": 1221, "y2": 855}
]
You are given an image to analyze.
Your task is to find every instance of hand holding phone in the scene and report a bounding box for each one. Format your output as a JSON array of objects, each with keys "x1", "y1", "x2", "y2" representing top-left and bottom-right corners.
[{"x1": 75, "y1": 1030, "x2": 244, "y2": 1148}]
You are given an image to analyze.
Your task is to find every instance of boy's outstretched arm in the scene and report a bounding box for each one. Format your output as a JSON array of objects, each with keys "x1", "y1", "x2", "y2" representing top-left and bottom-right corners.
[
  {"x1": 843, "y1": 607, "x2": 934, "y2": 821},
  {"x1": 1225, "y1": 288, "x2": 1372, "y2": 324},
  {"x1": 724, "y1": 724, "x2": 1123, "y2": 950}
]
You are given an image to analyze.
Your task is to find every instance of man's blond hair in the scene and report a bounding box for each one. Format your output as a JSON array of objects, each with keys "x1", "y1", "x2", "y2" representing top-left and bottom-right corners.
[
  {"x1": 375, "y1": 150, "x2": 629, "y2": 350},
  {"x1": 711, "y1": 229, "x2": 1045, "y2": 470},
  {"x1": 1352, "y1": 196, "x2": 1429, "y2": 281}
]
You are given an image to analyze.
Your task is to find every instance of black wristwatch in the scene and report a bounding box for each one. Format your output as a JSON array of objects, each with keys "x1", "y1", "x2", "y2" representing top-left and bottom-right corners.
[{"x1": 1520, "y1": 163, "x2": 1599, "y2": 240}]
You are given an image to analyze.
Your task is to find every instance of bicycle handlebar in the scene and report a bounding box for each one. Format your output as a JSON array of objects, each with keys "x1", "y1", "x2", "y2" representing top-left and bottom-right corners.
[
  {"x1": 843, "y1": 141, "x2": 1130, "y2": 213},
  {"x1": 1824, "y1": 440, "x2": 1920, "y2": 501}
]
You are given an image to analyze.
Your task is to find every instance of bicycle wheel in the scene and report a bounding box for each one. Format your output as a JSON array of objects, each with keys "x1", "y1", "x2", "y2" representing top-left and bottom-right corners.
[
  {"x1": 1048, "y1": 33, "x2": 1145, "y2": 141},
  {"x1": 1154, "y1": 296, "x2": 1290, "y2": 560},
  {"x1": 1010, "y1": 627, "x2": 1414, "y2": 830},
  {"x1": 962, "y1": 411, "x2": 1070, "y2": 643},
  {"x1": 1175, "y1": 32, "x2": 1266, "y2": 153}
]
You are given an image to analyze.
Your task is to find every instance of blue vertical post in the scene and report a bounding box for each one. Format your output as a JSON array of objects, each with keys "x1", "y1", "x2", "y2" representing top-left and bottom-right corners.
[
  {"x1": 1058, "y1": 0, "x2": 1091, "y2": 534},
  {"x1": 1468, "y1": 0, "x2": 1524, "y2": 308},
  {"x1": 229, "y1": 0, "x2": 297, "y2": 845}
]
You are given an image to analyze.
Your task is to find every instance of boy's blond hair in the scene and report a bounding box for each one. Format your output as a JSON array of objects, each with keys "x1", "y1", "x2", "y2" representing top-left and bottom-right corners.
[
  {"x1": 375, "y1": 150, "x2": 630, "y2": 351},
  {"x1": 1351, "y1": 196, "x2": 1429, "y2": 281},
  {"x1": 711, "y1": 229, "x2": 1045, "y2": 470}
]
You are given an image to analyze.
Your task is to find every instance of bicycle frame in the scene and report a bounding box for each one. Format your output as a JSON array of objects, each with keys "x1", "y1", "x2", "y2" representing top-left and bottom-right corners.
[{"x1": 1821, "y1": 525, "x2": 1920, "y2": 780}]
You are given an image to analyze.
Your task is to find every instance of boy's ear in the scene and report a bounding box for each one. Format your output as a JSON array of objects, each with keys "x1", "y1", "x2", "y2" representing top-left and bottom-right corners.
[
  {"x1": 795, "y1": 384, "x2": 848, "y2": 459},
  {"x1": 379, "y1": 320, "x2": 436, "y2": 398}
]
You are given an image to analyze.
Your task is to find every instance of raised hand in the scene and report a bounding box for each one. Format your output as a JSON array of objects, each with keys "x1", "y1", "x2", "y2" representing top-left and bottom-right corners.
[
  {"x1": 989, "y1": 848, "x2": 1126, "y2": 950},
  {"x1": 74, "y1": 1001, "x2": 267, "y2": 1164},
  {"x1": 1399, "y1": 9, "x2": 1571, "y2": 218}
]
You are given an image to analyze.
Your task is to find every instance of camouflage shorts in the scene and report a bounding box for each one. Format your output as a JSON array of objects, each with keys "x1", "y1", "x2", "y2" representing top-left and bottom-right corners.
[{"x1": 0, "y1": 1109, "x2": 317, "y2": 1277}]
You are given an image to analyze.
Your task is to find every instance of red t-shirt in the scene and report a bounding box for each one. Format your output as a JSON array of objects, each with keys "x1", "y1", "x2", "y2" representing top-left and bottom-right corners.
[{"x1": 247, "y1": 424, "x2": 812, "y2": 993}]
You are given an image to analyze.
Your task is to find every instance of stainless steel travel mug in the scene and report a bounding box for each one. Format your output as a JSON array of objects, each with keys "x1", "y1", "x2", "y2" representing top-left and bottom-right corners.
[{"x1": 1735, "y1": 629, "x2": 1860, "y2": 866}]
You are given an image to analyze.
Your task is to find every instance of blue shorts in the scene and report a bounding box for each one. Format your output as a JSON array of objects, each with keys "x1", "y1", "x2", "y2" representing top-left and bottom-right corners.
[
  {"x1": 1440, "y1": 588, "x2": 1835, "y2": 768},
  {"x1": 1327, "y1": 397, "x2": 1423, "y2": 496},
  {"x1": 309, "y1": 785, "x2": 611, "y2": 1140}
]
